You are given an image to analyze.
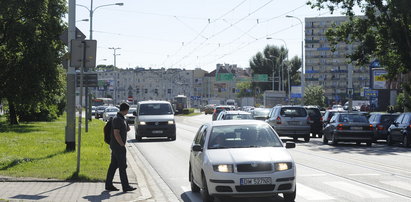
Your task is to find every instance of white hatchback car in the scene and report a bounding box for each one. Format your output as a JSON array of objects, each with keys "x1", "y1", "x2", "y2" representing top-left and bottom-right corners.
[{"x1": 189, "y1": 120, "x2": 296, "y2": 202}]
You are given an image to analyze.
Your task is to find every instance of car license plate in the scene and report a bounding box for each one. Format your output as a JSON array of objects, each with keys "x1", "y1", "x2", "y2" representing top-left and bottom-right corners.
[
  {"x1": 152, "y1": 130, "x2": 163, "y2": 134},
  {"x1": 240, "y1": 177, "x2": 272, "y2": 185},
  {"x1": 351, "y1": 127, "x2": 362, "y2": 130},
  {"x1": 288, "y1": 121, "x2": 299, "y2": 125}
]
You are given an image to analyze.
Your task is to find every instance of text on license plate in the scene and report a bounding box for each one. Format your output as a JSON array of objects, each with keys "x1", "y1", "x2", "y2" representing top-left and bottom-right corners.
[
  {"x1": 351, "y1": 127, "x2": 362, "y2": 130},
  {"x1": 240, "y1": 177, "x2": 272, "y2": 185},
  {"x1": 152, "y1": 130, "x2": 163, "y2": 134}
]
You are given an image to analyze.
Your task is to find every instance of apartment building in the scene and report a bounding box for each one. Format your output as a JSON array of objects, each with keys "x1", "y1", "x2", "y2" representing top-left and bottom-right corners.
[{"x1": 305, "y1": 16, "x2": 370, "y2": 102}]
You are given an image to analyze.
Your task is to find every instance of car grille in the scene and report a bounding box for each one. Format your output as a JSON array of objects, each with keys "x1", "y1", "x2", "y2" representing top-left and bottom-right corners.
[
  {"x1": 235, "y1": 185, "x2": 275, "y2": 192},
  {"x1": 146, "y1": 122, "x2": 168, "y2": 125},
  {"x1": 237, "y1": 163, "x2": 272, "y2": 172}
]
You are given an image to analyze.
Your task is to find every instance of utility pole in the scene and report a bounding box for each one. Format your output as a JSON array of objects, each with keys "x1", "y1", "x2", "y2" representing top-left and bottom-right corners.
[
  {"x1": 66, "y1": 0, "x2": 76, "y2": 151},
  {"x1": 109, "y1": 47, "x2": 120, "y2": 104},
  {"x1": 109, "y1": 47, "x2": 121, "y2": 68}
]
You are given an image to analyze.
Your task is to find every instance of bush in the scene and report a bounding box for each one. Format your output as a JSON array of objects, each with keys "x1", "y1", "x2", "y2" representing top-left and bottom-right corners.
[{"x1": 182, "y1": 108, "x2": 195, "y2": 114}]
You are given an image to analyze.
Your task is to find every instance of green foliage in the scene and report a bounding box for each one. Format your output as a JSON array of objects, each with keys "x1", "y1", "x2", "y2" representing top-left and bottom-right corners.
[
  {"x1": 0, "y1": 0, "x2": 67, "y2": 123},
  {"x1": 0, "y1": 114, "x2": 110, "y2": 181},
  {"x1": 395, "y1": 93, "x2": 411, "y2": 112},
  {"x1": 304, "y1": 86, "x2": 326, "y2": 107},
  {"x1": 182, "y1": 108, "x2": 194, "y2": 114},
  {"x1": 236, "y1": 81, "x2": 253, "y2": 98}
]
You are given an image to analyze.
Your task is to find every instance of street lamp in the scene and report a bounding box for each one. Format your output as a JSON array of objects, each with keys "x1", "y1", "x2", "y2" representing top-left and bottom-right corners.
[
  {"x1": 266, "y1": 37, "x2": 290, "y2": 102},
  {"x1": 76, "y1": 19, "x2": 89, "y2": 22},
  {"x1": 76, "y1": 1, "x2": 124, "y2": 40},
  {"x1": 286, "y1": 15, "x2": 304, "y2": 103},
  {"x1": 264, "y1": 58, "x2": 276, "y2": 91}
]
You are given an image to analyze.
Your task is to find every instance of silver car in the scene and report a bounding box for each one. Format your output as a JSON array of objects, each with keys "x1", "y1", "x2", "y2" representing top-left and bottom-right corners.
[{"x1": 266, "y1": 105, "x2": 311, "y2": 142}]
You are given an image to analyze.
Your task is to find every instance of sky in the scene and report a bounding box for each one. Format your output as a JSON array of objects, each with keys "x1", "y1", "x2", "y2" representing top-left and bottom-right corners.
[{"x1": 73, "y1": 0, "x2": 342, "y2": 72}]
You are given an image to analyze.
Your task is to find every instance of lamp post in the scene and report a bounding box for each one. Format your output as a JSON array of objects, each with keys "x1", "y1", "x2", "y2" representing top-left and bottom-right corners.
[
  {"x1": 264, "y1": 58, "x2": 276, "y2": 91},
  {"x1": 266, "y1": 37, "x2": 290, "y2": 102},
  {"x1": 286, "y1": 15, "x2": 304, "y2": 103}
]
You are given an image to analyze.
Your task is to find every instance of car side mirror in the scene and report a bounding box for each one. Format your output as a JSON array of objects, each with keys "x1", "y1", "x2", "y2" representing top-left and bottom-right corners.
[
  {"x1": 393, "y1": 122, "x2": 398, "y2": 126},
  {"x1": 285, "y1": 142, "x2": 296, "y2": 149},
  {"x1": 192, "y1": 144, "x2": 203, "y2": 152},
  {"x1": 133, "y1": 111, "x2": 137, "y2": 116}
]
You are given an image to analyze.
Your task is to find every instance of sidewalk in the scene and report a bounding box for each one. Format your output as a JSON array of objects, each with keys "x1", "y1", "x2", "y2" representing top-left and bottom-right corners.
[{"x1": 0, "y1": 149, "x2": 144, "y2": 202}]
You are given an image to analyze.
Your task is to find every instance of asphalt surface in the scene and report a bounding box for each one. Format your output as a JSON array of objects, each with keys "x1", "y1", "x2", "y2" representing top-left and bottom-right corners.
[{"x1": 129, "y1": 113, "x2": 411, "y2": 202}]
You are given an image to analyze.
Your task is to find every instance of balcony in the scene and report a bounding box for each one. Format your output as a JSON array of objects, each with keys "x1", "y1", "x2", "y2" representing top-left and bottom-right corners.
[
  {"x1": 305, "y1": 39, "x2": 320, "y2": 43},
  {"x1": 305, "y1": 70, "x2": 320, "y2": 74}
]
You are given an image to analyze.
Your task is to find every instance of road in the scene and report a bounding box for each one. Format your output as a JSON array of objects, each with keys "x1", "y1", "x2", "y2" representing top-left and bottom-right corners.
[{"x1": 127, "y1": 114, "x2": 411, "y2": 202}]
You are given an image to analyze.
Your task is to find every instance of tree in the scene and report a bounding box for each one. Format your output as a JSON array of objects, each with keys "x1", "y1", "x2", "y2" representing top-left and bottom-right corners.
[
  {"x1": 0, "y1": 0, "x2": 67, "y2": 124},
  {"x1": 287, "y1": 56, "x2": 301, "y2": 87},
  {"x1": 236, "y1": 81, "x2": 253, "y2": 98},
  {"x1": 308, "y1": 0, "x2": 411, "y2": 110},
  {"x1": 304, "y1": 86, "x2": 326, "y2": 107}
]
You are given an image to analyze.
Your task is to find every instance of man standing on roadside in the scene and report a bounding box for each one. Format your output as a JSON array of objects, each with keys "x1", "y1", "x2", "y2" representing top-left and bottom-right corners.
[{"x1": 105, "y1": 103, "x2": 137, "y2": 192}]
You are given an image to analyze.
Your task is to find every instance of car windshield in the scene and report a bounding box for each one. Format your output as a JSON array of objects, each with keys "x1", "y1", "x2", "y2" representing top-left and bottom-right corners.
[
  {"x1": 280, "y1": 107, "x2": 307, "y2": 117},
  {"x1": 338, "y1": 114, "x2": 368, "y2": 123},
  {"x1": 208, "y1": 124, "x2": 282, "y2": 149},
  {"x1": 380, "y1": 115, "x2": 398, "y2": 123},
  {"x1": 106, "y1": 108, "x2": 119, "y2": 112},
  {"x1": 216, "y1": 107, "x2": 231, "y2": 113},
  {"x1": 97, "y1": 106, "x2": 106, "y2": 110},
  {"x1": 224, "y1": 114, "x2": 253, "y2": 120},
  {"x1": 128, "y1": 108, "x2": 137, "y2": 114},
  {"x1": 139, "y1": 103, "x2": 173, "y2": 115},
  {"x1": 253, "y1": 109, "x2": 270, "y2": 117}
]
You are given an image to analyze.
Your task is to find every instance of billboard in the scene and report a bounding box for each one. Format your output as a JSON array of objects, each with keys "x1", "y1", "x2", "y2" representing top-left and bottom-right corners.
[
  {"x1": 372, "y1": 69, "x2": 387, "y2": 89},
  {"x1": 291, "y1": 86, "x2": 302, "y2": 98}
]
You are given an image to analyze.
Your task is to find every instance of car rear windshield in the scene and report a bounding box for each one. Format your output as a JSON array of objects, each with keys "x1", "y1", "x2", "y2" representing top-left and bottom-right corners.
[
  {"x1": 106, "y1": 108, "x2": 119, "y2": 112},
  {"x1": 306, "y1": 108, "x2": 321, "y2": 117},
  {"x1": 380, "y1": 115, "x2": 399, "y2": 123},
  {"x1": 208, "y1": 124, "x2": 282, "y2": 149},
  {"x1": 338, "y1": 114, "x2": 368, "y2": 123},
  {"x1": 280, "y1": 107, "x2": 307, "y2": 117},
  {"x1": 139, "y1": 103, "x2": 173, "y2": 115},
  {"x1": 224, "y1": 114, "x2": 253, "y2": 120},
  {"x1": 216, "y1": 107, "x2": 231, "y2": 113},
  {"x1": 253, "y1": 109, "x2": 271, "y2": 117}
]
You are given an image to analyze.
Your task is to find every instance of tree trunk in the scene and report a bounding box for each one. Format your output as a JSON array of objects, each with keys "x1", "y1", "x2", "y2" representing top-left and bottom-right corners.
[{"x1": 8, "y1": 101, "x2": 18, "y2": 125}]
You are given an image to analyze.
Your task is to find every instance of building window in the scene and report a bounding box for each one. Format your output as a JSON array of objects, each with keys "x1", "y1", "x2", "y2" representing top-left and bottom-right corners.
[
  {"x1": 136, "y1": 89, "x2": 140, "y2": 94},
  {"x1": 144, "y1": 89, "x2": 148, "y2": 94},
  {"x1": 232, "y1": 88, "x2": 236, "y2": 93},
  {"x1": 168, "y1": 89, "x2": 171, "y2": 94},
  {"x1": 155, "y1": 89, "x2": 158, "y2": 94}
]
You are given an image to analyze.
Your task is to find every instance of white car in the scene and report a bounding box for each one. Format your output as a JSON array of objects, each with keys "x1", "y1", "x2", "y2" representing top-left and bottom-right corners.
[
  {"x1": 189, "y1": 120, "x2": 296, "y2": 202},
  {"x1": 102, "y1": 107, "x2": 119, "y2": 122}
]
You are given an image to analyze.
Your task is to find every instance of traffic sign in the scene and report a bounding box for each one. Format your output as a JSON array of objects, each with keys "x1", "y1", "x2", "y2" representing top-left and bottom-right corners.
[
  {"x1": 364, "y1": 90, "x2": 378, "y2": 97},
  {"x1": 216, "y1": 73, "x2": 234, "y2": 81},
  {"x1": 76, "y1": 73, "x2": 98, "y2": 87},
  {"x1": 253, "y1": 74, "x2": 268, "y2": 82},
  {"x1": 70, "y1": 40, "x2": 97, "y2": 68}
]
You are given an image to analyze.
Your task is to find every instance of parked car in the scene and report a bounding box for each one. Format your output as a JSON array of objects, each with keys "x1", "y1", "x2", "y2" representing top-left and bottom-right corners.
[
  {"x1": 215, "y1": 110, "x2": 253, "y2": 121},
  {"x1": 189, "y1": 120, "x2": 296, "y2": 202},
  {"x1": 95, "y1": 106, "x2": 108, "y2": 119},
  {"x1": 212, "y1": 105, "x2": 233, "y2": 121},
  {"x1": 134, "y1": 101, "x2": 176, "y2": 141},
  {"x1": 305, "y1": 106, "x2": 323, "y2": 138},
  {"x1": 204, "y1": 105, "x2": 215, "y2": 115},
  {"x1": 125, "y1": 108, "x2": 137, "y2": 124},
  {"x1": 368, "y1": 112, "x2": 400, "y2": 142},
  {"x1": 387, "y1": 112, "x2": 411, "y2": 147},
  {"x1": 323, "y1": 113, "x2": 374, "y2": 146},
  {"x1": 266, "y1": 105, "x2": 311, "y2": 142},
  {"x1": 103, "y1": 107, "x2": 119, "y2": 122},
  {"x1": 251, "y1": 108, "x2": 271, "y2": 121}
]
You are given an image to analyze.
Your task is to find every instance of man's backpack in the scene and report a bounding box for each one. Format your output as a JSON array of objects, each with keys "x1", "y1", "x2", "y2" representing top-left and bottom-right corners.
[{"x1": 104, "y1": 119, "x2": 113, "y2": 144}]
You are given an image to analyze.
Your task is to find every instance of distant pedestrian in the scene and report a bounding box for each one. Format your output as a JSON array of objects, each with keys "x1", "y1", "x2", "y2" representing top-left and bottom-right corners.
[{"x1": 105, "y1": 103, "x2": 136, "y2": 192}]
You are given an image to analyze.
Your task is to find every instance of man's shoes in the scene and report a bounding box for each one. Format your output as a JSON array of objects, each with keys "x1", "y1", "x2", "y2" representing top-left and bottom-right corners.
[
  {"x1": 105, "y1": 185, "x2": 119, "y2": 191},
  {"x1": 123, "y1": 186, "x2": 137, "y2": 192}
]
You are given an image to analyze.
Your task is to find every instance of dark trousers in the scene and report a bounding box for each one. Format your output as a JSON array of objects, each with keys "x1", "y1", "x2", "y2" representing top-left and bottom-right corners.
[{"x1": 105, "y1": 147, "x2": 130, "y2": 189}]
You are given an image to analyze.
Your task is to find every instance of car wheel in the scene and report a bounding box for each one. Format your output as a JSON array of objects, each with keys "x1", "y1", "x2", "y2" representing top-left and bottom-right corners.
[
  {"x1": 331, "y1": 134, "x2": 338, "y2": 145},
  {"x1": 135, "y1": 132, "x2": 142, "y2": 141},
  {"x1": 293, "y1": 137, "x2": 298, "y2": 142},
  {"x1": 322, "y1": 134, "x2": 328, "y2": 144},
  {"x1": 366, "y1": 141, "x2": 372, "y2": 147},
  {"x1": 304, "y1": 136, "x2": 310, "y2": 142},
  {"x1": 201, "y1": 174, "x2": 214, "y2": 202},
  {"x1": 189, "y1": 166, "x2": 200, "y2": 193},
  {"x1": 169, "y1": 136, "x2": 176, "y2": 141},
  {"x1": 356, "y1": 141, "x2": 361, "y2": 145},
  {"x1": 387, "y1": 133, "x2": 393, "y2": 146},
  {"x1": 283, "y1": 186, "x2": 296, "y2": 202},
  {"x1": 403, "y1": 134, "x2": 410, "y2": 148}
]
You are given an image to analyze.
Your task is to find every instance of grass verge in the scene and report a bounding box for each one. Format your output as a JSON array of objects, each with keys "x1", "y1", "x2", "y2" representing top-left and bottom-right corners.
[{"x1": 0, "y1": 114, "x2": 110, "y2": 181}]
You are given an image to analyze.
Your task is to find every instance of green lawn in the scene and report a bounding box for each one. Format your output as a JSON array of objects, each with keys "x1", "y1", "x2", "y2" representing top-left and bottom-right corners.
[{"x1": 0, "y1": 114, "x2": 110, "y2": 181}]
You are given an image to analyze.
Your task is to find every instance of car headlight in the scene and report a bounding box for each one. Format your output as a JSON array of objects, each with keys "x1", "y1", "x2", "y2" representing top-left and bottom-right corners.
[
  {"x1": 168, "y1": 120, "x2": 175, "y2": 125},
  {"x1": 139, "y1": 122, "x2": 146, "y2": 125},
  {"x1": 213, "y1": 164, "x2": 234, "y2": 173},
  {"x1": 275, "y1": 162, "x2": 292, "y2": 171}
]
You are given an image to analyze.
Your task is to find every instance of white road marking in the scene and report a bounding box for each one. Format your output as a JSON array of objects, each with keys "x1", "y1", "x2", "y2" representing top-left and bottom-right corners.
[
  {"x1": 297, "y1": 183, "x2": 335, "y2": 200},
  {"x1": 380, "y1": 181, "x2": 411, "y2": 192},
  {"x1": 324, "y1": 181, "x2": 389, "y2": 199},
  {"x1": 347, "y1": 173, "x2": 381, "y2": 176},
  {"x1": 299, "y1": 174, "x2": 328, "y2": 177},
  {"x1": 181, "y1": 186, "x2": 191, "y2": 193}
]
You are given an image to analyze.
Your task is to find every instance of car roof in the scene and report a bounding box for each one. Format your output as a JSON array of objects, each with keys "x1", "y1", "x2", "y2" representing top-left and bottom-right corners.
[
  {"x1": 138, "y1": 100, "x2": 171, "y2": 104},
  {"x1": 274, "y1": 105, "x2": 304, "y2": 108},
  {"x1": 210, "y1": 120, "x2": 269, "y2": 127},
  {"x1": 222, "y1": 111, "x2": 251, "y2": 114}
]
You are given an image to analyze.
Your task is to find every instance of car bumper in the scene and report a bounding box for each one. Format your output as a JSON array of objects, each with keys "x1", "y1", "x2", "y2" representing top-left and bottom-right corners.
[
  {"x1": 373, "y1": 131, "x2": 388, "y2": 140},
  {"x1": 274, "y1": 126, "x2": 311, "y2": 137},
  {"x1": 206, "y1": 169, "x2": 296, "y2": 197},
  {"x1": 137, "y1": 124, "x2": 176, "y2": 137},
  {"x1": 334, "y1": 131, "x2": 374, "y2": 141}
]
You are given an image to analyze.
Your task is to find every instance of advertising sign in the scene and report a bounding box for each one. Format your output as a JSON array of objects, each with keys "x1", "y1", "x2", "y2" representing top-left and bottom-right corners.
[
  {"x1": 372, "y1": 69, "x2": 387, "y2": 89},
  {"x1": 291, "y1": 86, "x2": 302, "y2": 98}
]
